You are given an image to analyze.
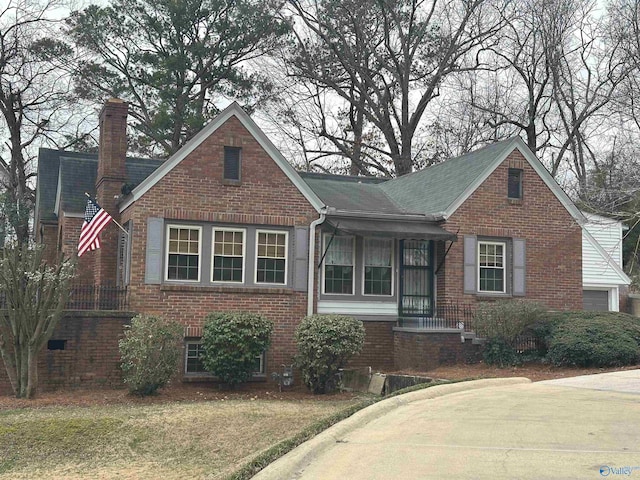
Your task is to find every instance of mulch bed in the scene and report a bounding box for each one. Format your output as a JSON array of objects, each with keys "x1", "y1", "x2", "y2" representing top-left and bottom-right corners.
[{"x1": 1, "y1": 363, "x2": 636, "y2": 409}]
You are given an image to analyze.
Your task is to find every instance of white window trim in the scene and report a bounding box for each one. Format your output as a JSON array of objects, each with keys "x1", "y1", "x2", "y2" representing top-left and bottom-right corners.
[
  {"x1": 477, "y1": 240, "x2": 506, "y2": 294},
  {"x1": 362, "y1": 237, "x2": 394, "y2": 297},
  {"x1": 165, "y1": 224, "x2": 202, "y2": 283},
  {"x1": 212, "y1": 227, "x2": 246, "y2": 284},
  {"x1": 254, "y1": 229, "x2": 289, "y2": 285},
  {"x1": 322, "y1": 234, "x2": 355, "y2": 296}
]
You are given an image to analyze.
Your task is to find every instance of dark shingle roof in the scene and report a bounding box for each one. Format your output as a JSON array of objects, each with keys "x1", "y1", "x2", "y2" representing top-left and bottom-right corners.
[
  {"x1": 36, "y1": 148, "x2": 163, "y2": 223},
  {"x1": 300, "y1": 139, "x2": 518, "y2": 216},
  {"x1": 380, "y1": 139, "x2": 517, "y2": 215},
  {"x1": 299, "y1": 172, "x2": 410, "y2": 215}
]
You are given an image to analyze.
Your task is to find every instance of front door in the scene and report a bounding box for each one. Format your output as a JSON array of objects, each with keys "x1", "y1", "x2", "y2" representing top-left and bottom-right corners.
[{"x1": 399, "y1": 240, "x2": 434, "y2": 326}]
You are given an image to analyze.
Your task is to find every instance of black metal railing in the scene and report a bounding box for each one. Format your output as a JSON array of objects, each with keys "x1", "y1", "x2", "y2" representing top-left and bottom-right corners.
[
  {"x1": 0, "y1": 284, "x2": 129, "y2": 311},
  {"x1": 66, "y1": 284, "x2": 129, "y2": 311},
  {"x1": 397, "y1": 302, "x2": 476, "y2": 331}
]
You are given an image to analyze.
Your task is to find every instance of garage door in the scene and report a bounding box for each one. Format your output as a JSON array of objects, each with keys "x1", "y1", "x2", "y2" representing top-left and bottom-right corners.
[{"x1": 583, "y1": 290, "x2": 609, "y2": 311}]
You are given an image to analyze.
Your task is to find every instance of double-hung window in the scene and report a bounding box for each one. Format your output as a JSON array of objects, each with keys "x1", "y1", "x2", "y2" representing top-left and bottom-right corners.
[
  {"x1": 212, "y1": 228, "x2": 245, "y2": 282},
  {"x1": 478, "y1": 241, "x2": 506, "y2": 293},
  {"x1": 166, "y1": 225, "x2": 201, "y2": 281},
  {"x1": 256, "y1": 231, "x2": 288, "y2": 284},
  {"x1": 364, "y1": 238, "x2": 393, "y2": 295},
  {"x1": 323, "y1": 235, "x2": 354, "y2": 294}
]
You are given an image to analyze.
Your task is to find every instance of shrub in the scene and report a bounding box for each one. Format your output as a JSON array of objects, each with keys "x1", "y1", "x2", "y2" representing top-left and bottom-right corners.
[
  {"x1": 474, "y1": 300, "x2": 547, "y2": 342},
  {"x1": 295, "y1": 314, "x2": 365, "y2": 394},
  {"x1": 482, "y1": 338, "x2": 519, "y2": 367},
  {"x1": 200, "y1": 312, "x2": 273, "y2": 385},
  {"x1": 547, "y1": 315, "x2": 640, "y2": 367},
  {"x1": 119, "y1": 314, "x2": 183, "y2": 396},
  {"x1": 473, "y1": 300, "x2": 547, "y2": 366}
]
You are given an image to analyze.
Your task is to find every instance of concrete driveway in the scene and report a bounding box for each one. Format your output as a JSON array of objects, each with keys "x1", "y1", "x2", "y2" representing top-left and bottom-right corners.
[{"x1": 253, "y1": 370, "x2": 640, "y2": 480}]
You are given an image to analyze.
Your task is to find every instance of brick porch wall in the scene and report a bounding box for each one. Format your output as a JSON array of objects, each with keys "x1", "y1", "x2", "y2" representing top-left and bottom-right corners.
[
  {"x1": 348, "y1": 321, "x2": 395, "y2": 371},
  {"x1": 0, "y1": 312, "x2": 134, "y2": 396},
  {"x1": 394, "y1": 331, "x2": 481, "y2": 371}
]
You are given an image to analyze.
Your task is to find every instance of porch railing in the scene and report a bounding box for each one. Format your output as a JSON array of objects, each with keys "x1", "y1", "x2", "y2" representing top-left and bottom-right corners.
[
  {"x1": 66, "y1": 284, "x2": 130, "y2": 311},
  {"x1": 397, "y1": 302, "x2": 476, "y2": 331},
  {"x1": 0, "y1": 284, "x2": 129, "y2": 311}
]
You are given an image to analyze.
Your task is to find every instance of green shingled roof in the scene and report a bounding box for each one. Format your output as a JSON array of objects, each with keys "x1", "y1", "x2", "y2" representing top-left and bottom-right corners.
[
  {"x1": 379, "y1": 138, "x2": 518, "y2": 215},
  {"x1": 301, "y1": 138, "x2": 519, "y2": 216},
  {"x1": 299, "y1": 173, "x2": 409, "y2": 215},
  {"x1": 35, "y1": 148, "x2": 163, "y2": 224}
]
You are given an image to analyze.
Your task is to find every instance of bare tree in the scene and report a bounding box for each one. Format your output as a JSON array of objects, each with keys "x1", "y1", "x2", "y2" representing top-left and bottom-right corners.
[
  {"x1": 0, "y1": 0, "x2": 81, "y2": 244},
  {"x1": 547, "y1": 1, "x2": 628, "y2": 185},
  {"x1": 285, "y1": 0, "x2": 510, "y2": 176}
]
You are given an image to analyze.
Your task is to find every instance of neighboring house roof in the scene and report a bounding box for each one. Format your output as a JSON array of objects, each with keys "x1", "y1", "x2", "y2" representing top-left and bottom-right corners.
[
  {"x1": 35, "y1": 148, "x2": 163, "y2": 223},
  {"x1": 119, "y1": 102, "x2": 325, "y2": 213}
]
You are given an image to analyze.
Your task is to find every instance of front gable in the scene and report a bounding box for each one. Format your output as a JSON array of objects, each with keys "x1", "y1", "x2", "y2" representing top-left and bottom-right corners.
[
  {"x1": 444, "y1": 138, "x2": 585, "y2": 224},
  {"x1": 120, "y1": 102, "x2": 323, "y2": 214}
]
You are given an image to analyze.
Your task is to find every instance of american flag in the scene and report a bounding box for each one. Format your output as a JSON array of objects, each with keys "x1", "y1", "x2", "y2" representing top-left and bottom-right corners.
[{"x1": 78, "y1": 197, "x2": 113, "y2": 257}]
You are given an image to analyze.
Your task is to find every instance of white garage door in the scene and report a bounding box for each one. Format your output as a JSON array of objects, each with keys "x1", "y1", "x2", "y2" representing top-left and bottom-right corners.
[{"x1": 583, "y1": 290, "x2": 609, "y2": 311}]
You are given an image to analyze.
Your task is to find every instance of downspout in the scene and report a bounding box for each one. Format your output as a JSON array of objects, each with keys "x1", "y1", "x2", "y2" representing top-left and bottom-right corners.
[{"x1": 307, "y1": 208, "x2": 327, "y2": 316}]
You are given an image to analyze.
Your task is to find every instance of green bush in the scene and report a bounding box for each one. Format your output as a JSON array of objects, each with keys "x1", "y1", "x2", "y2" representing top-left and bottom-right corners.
[
  {"x1": 295, "y1": 314, "x2": 365, "y2": 394},
  {"x1": 474, "y1": 300, "x2": 547, "y2": 342},
  {"x1": 474, "y1": 300, "x2": 547, "y2": 366},
  {"x1": 200, "y1": 312, "x2": 273, "y2": 385},
  {"x1": 547, "y1": 315, "x2": 640, "y2": 367},
  {"x1": 119, "y1": 314, "x2": 183, "y2": 396},
  {"x1": 482, "y1": 338, "x2": 519, "y2": 367}
]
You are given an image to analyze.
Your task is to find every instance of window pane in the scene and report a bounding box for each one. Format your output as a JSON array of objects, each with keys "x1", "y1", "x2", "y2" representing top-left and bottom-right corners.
[
  {"x1": 325, "y1": 236, "x2": 353, "y2": 265},
  {"x1": 325, "y1": 265, "x2": 353, "y2": 294},
  {"x1": 212, "y1": 229, "x2": 244, "y2": 283}
]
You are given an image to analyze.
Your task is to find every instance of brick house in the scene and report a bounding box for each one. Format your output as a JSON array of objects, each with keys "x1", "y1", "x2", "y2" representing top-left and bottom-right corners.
[{"x1": 32, "y1": 98, "x2": 585, "y2": 383}]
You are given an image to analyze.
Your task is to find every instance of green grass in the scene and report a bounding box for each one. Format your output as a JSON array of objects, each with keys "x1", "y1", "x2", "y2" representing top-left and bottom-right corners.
[
  {"x1": 0, "y1": 380, "x2": 458, "y2": 479},
  {"x1": 0, "y1": 398, "x2": 363, "y2": 479}
]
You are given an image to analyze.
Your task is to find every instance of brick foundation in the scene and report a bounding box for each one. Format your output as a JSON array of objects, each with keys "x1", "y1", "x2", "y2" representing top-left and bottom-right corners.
[
  {"x1": 0, "y1": 312, "x2": 134, "y2": 396},
  {"x1": 348, "y1": 321, "x2": 395, "y2": 371},
  {"x1": 393, "y1": 330, "x2": 481, "y2": 371}
]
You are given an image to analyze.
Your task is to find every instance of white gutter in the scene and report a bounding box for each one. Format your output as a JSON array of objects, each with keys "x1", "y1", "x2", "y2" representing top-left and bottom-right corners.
[{"x1": 307, "y1": 208, "x2": 327, "y2": 316}]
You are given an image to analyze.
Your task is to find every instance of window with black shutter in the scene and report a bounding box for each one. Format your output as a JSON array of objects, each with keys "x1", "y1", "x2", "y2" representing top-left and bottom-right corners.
[{"x1": 224, "y1": 146, "x2": 241, "y2": 182}]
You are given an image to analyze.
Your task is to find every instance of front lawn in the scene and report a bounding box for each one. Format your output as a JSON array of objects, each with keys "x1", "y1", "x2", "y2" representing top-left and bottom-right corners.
[{"x1": 0, "y1": 392, "x2": 365, "y2": 479}]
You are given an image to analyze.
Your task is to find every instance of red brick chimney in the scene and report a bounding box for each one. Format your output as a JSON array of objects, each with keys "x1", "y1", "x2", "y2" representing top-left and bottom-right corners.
[{"x1": 95, "y1": 98, "x2": 128, "y2": 286}]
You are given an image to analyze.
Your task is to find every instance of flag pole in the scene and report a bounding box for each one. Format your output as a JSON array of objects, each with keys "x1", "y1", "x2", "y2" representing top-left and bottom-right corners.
[{"x1": 85, "y1": 192, "x2": 129, "y2": 236}]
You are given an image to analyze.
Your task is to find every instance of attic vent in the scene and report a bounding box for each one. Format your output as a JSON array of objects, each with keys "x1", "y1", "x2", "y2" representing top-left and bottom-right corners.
[{"x1": 224, "y1": 147, "x2": 241, "y2": 182}]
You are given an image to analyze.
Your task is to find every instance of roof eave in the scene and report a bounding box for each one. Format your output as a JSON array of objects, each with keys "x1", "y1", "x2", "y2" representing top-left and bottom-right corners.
[{"x1": 326, "y1": 208, "x2": 446, "y2": 222}]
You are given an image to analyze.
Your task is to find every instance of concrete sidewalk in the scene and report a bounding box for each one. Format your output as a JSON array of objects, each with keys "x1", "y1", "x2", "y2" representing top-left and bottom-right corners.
[{"x1": 252, "y1": 371, "x2": 640, "y2": 480}]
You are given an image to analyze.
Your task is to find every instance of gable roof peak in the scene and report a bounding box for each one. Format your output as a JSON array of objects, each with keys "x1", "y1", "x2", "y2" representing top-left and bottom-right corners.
[{"x1": 119, "y1": 102, "x2": 324, "y2": 213}]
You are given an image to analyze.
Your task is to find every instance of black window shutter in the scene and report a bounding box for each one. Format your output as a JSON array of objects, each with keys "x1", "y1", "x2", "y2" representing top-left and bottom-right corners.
[{"x1": 224, "y1": 147, "x2": 241, "y2": 181}]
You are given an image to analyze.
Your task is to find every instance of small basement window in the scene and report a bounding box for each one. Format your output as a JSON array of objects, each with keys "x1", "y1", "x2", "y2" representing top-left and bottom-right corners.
[
  {"x1": 48, "y1": 340, "x2": 67, "y2": 350},
  {"x1": 508, "y1": 168, "x2": 523, "y2": 199}
]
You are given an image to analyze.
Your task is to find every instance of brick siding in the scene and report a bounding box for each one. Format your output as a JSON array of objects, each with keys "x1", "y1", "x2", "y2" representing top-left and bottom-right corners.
[
  {"x1": 436, "y1": 150, "x2": 583, "y2": 311},
  {"x1": 0, "y1": 312, "x2": 133, "y2": 396},
  {"x1": 348, "y1": 321, "x2": 395, "y2": 371},
  {"x1": 119, "y1": 115, "x2": 320, "y2": 373}
]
